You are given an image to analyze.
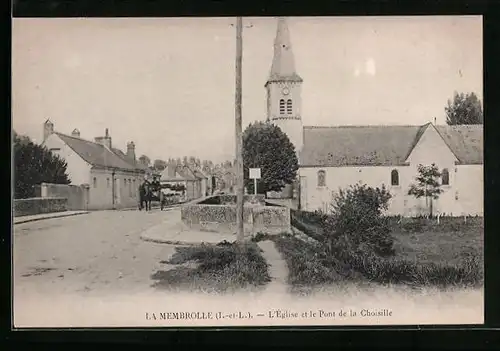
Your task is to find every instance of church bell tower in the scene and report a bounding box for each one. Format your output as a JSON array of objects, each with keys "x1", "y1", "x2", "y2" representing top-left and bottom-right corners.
[{"x1": 265, "y1": 17, "x2": 304, "y2": 156}]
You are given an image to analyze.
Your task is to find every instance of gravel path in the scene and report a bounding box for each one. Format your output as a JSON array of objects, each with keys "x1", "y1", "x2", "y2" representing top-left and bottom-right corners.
[{"x1": 257, "y1": 240, "x2": 290, "y2": 295}]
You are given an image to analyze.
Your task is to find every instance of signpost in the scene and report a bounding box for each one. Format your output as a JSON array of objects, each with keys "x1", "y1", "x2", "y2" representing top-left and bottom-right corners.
[{"x1": 249, "y1": 168, "x2": 261, "y2": 195}]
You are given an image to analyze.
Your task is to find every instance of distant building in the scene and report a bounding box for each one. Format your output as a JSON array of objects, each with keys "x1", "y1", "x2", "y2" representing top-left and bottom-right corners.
[
  {"x1": 41, "y1": 119, "x2": 147, "y2": 210},
  {"x1": 264, "y1": 17, "x2": 483, "y2": 216},
  {"x1": 159, "y1": 160, "x2": 207, "y2": 201}
]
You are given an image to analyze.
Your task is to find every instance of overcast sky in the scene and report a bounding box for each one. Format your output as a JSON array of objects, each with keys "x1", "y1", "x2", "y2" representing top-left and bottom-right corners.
[{"x1": 12, "y1": 16, "x2": 482, "y2": 163}]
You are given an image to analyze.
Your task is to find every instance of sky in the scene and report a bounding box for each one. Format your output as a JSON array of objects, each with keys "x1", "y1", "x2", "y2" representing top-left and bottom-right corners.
[{"x1": 12, "y1": 16, "x2": 483, "y2": 164}]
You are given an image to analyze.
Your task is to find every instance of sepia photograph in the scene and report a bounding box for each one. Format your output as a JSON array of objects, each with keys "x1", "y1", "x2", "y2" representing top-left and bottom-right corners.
[{"x1": 12, "y1": 15, "x2": 484, "y2": 328}]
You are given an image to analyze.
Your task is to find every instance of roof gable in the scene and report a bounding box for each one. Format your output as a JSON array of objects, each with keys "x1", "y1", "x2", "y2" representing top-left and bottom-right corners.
[{"x1": 56, "y1": 132, "x2": 143, "y2": 172}]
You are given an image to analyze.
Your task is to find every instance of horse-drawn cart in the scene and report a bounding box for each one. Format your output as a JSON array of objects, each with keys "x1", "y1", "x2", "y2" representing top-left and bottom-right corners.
[
  {"x1": 139, "y1": 180, "x2": 166, "y2": 211},
  {"x1": 139, "y1": 179, "x2": 184, "y2": 211}
]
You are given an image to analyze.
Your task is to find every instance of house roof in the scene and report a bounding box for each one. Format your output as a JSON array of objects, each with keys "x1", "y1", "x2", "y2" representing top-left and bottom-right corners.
[
  {"x1": 55, "y1": 132, "x2": 144, "y2": 172},
  {"x1": 300, "y1": 124, "x2": 483, "y2": 167},
  {"x1": 191, "y1": 168, "x2": 208, "y2": 179},
  {"x1": 111, "y1": 147, "x2": 148, "y2": 171},
  {"x1": 160, "y1": 164, "x2": 197, "y2": 181}
]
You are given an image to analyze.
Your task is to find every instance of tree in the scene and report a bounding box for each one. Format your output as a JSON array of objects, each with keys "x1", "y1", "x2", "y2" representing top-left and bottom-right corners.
[
  {"x1": 445, "y1": 92, "x2": 483, "y2": 125},
  {"x1": 408, "y1": 163, "x2": 443, "y2": 217},
  {"x1": 153, "y1": 159, "x2": 167, "y2": 171},
  {"x1": 138, "y1": 155, "x2": 151, "y2": 167},
  {"x1": 242, "y1": 121, "x2": 299, "y2": 194},
  {"x1": 14, "y1": 134, "x2": 71, "y2": 199}
]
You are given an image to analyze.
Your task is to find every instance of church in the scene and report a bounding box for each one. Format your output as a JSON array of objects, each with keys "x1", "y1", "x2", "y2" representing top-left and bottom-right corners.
[{"x1": 264, "y1": 18, "x2": 483, "y2": 217}]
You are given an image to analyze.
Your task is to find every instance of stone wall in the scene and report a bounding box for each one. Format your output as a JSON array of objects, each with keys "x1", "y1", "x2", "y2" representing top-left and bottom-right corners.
[
  {"x1": 14, "y1": 197, "x2": 68, "y2": 217},
  {"x1": 35, "y1": 182, "x2": 89, "y2": 211},
  {"x1": 181, "y1": 195, "x2": 290, "y2": 235}
]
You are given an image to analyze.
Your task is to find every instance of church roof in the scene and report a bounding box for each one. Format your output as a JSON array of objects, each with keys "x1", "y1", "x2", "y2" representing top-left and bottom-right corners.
[
  {"x1": 300, "y1": 124, "x2": 483, "y2": 167},
  {"x1": 55, "y1": 132, "x2": 144, "y2": 172},
  {"x1": 435, "y1": 125, "x2": 483, "y2": 165},
  {"x1": 265, "y1": 17, "x2": 303, "y2": 86}
]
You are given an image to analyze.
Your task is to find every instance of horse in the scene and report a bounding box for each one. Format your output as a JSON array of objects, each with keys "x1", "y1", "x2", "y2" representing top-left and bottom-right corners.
[{"x1": 139, "y1": 182, "x2": 152, "y2": 211}]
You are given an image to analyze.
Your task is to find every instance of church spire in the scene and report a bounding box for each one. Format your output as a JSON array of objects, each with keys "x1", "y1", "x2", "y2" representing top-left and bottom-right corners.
[{"x1": 265, "y1": 17, "x2": 302, "y2": 87}]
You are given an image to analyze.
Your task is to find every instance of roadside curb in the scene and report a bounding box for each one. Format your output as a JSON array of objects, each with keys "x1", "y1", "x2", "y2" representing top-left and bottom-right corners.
[
  {"x1": 140, "y1": 234, "x2": 199, "y2": 246},
  {"x1": 14, "y1": 211, "x2": 90, "y2": 225},
  {"x1": 140, "y1": 231, "x2": 253, "y2": 246},
  {"x1": 119, "y1": 204, "x2": 181, "y2": 212}
]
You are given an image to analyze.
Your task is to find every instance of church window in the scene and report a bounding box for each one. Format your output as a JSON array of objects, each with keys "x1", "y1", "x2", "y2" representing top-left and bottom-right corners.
[
  {"x1": 107, "y1": 178, "x2": 110, "y2": 188},
  {"x1": 93, "y1": 177, "x2": 97, "y2": 188},
  {"x1": 391, "y1": 169, "x2": 399, "y2": 186},
  {"x1": 442, "y1": 168, "x2": 450, "y2": 185},
  {"x1": 286, "y1": 99, "x2": 292, "y2": 114},
  {"x1": 279, "y1": 99, "x2": 285, "y2": 115},
  {"x1": 317, "y1": 170, "x2": 326, "y2": 187}
]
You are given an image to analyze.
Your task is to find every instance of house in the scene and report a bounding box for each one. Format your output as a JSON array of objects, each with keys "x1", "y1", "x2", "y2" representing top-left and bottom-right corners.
[
  {"x1": 41, "y1": 120, "x2": 146, "y2": 210},
  {"x1": 160, "y1": 160, "x2": 206, "y2": 201},
  {"x1": 211, "y1": 162, "x2": 236, "y2": 194},
  {"x1": 263, "y1": 17, "x2": 483, "y2": 216},
  {"x1": 190, "y1": 167, "x2": 209, "y2": 197}
]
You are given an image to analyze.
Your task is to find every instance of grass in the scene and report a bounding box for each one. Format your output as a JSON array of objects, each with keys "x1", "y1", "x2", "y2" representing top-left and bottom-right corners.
[
  {"x1": 392, "y1": 226, "x2": 483, "y2": 265},
  {"x1": 278, "y1": 210, "x2": 484, "y2": 292},
  {"x1": 151, "y1": 240, "x2": 271, "y2": 293}
]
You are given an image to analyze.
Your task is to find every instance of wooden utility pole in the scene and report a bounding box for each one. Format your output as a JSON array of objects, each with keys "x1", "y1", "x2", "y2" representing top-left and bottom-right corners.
[{"x1": 235, "y1": 17, "x2": 244, "y2": 244}]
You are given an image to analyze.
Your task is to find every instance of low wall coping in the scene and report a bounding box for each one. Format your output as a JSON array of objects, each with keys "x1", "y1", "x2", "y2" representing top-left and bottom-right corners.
[{"x1": 14, "y1": 197, "x2": 67, "y2": 201}]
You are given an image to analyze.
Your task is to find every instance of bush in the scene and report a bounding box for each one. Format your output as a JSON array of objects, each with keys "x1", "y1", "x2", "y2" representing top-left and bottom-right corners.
[
  {"x1": 152, "y1": 241, "x2": 271, "y2": 293},
  {"x1": 325, "y1": 183, "x2": 395, "y2": 257}
]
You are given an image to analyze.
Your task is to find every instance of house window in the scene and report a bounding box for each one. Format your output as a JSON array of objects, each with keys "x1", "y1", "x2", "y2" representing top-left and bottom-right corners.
[
  {"x1": 286, "y1": 99, "x2": 292, "y2": 114},
  {"x1": 279, "y1": 99, "x2": 285, "y2": 115},
  {"x1": 391, "y1": 169, "x2": 399, "y2": 186},
  {"x1": 93, "y1": 177, "x2": 97, "y2": 188},
  {"x1": 317, "y1": 170, "x2": 326, "y2": 187},
  {"x1": 442, "y1": 168, "x2": 450, "y2": 185},
  {"x1": 107, "y1": 178, "x2": 110, "y2": 188}
]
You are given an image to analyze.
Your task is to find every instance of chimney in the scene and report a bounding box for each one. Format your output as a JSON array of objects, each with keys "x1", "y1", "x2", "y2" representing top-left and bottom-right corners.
[
  {"x1": 126, "y1": 141, "x2": 136, "y2": 161},
  {"x1": 434, "y1": 117, "x2": 437, "y2": 125},
  {"x1": 71, "y1": 128, "x2": 80, "y2": 138},
  {"x1": 94, "y1": 128, "x2": 112, "y2": 149},
  {"x1": 43, "y1": 119, "x2": 54, "y2": 142}
]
